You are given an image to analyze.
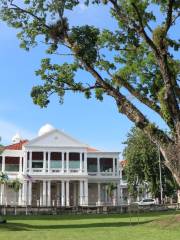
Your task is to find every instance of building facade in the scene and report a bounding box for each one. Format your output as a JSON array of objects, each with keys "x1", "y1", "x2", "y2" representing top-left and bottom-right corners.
[{"x1": 0, "y1": 124, "x2": 122, "y2": 207}]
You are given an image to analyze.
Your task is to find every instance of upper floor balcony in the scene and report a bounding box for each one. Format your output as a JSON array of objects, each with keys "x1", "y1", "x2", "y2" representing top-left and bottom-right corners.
[
  {"x1": 26, "y1": 151, "x2": 87, "y2": 175},
  {"x1": 87, "y1": 157, "x2": 119, "y2": 177},
  {"x1": 0, "y1": 151, "x2": 120, "y2": 177}
]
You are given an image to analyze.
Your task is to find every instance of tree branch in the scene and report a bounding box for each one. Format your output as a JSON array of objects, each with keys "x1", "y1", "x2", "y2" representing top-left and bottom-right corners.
[
  {"x1": 130, "y1": 2, "x2": 160, "y2": 57},
  {"x1": 9, "y1": 2, "x2": 50, "y2": 29},
  {"x1": 131, "y1": 2, "x2": 180, "y2": 125},
  {"x1": 165, "y1": 0, "x2": 174, "y2": 33},
  {"x1": 82, "y1": 63, "x2": 173, "y2": 148},
  {"x1": 171, "y1": 11, "x2": 180, "y2": 25},
  {"x1": 82, "y1": 63, "x2": 150, "y2": 128},
  {"x1": 113, "y1": 75, "x2": 162, "y2": 115}
]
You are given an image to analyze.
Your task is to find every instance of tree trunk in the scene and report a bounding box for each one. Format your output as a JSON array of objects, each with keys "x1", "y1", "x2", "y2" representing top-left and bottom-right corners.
[
  {"x1": 161, "y1": 142, "x2": 180, "y2": 186},
  {"x1": 138, "y1": 119, "x2": 180, "y2": 187}
]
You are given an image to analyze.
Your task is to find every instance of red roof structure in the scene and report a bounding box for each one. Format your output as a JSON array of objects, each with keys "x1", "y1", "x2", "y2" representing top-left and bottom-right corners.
[
  {"x1": 120, "y1": 160, "x2": 127, "y2": 168},
  {"x1": 4, "y1": 140, "x2": 28, "y2": 150}
]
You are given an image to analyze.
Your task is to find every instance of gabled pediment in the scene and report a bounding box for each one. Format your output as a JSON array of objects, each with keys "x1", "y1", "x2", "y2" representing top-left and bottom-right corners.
[{"x1": 25, "y1": 129, "x2": 87, "y2": 148}]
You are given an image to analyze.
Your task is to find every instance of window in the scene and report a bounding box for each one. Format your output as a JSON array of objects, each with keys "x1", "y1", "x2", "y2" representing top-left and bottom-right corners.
[
  {"x1": 100, "y1": 158, "x2": 113, "y2": 172},
  {"x1": 5, "y1": 157, "x2": 19, "y2": 172},
  {"x1": 32, "y1": 152, "x2": 43, "y2": 168},
  {"x1": 69, "y1": 153, "x2": 80, "y2": 169},
  {"x1": 50, "y1": 152, "x2": 62, "y2": 169},
  {"x1": 32, "y1": 160, "x2": 43, "y2": 168},
  {"x1": 87, "y1": 158, "x2": 97, "y2": 172}
]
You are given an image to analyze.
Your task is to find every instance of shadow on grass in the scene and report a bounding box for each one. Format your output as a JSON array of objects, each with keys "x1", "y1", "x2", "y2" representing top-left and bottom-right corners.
[
  {"x1": 0, "y1": 220, "x2": 153, "y2": 231},
  {"x1": 4, "y1": 210, "x2": 176, "y2": 221}
]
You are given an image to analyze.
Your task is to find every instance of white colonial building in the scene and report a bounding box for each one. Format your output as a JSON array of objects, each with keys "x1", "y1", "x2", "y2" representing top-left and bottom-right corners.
[{"x1": 0, "y1": 124, "x2": 122, "y2": 207}]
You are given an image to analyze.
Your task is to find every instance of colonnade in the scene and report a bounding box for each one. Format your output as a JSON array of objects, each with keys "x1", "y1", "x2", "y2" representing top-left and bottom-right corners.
[{"x1": 18, "y1": 179, "x2": 89, "y2": 207}]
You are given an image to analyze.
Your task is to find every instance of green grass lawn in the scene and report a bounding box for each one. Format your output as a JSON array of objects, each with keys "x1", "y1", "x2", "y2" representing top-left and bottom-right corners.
[{"x1": 0, "y1": 211, "x2": 180, "y2": 240}]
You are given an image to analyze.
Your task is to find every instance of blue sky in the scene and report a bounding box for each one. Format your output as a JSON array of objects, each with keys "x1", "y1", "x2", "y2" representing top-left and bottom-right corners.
[{"x1": 0, "y1": 3, "x2": 179, "y2": 156}]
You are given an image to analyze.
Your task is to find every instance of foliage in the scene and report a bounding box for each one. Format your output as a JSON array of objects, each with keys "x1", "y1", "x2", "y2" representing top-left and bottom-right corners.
[
  {"x1": 7, "y1": 179, "x2": 22, "y2": 192},
  {"x1": 0, "y1": 0, "x2": 179, "y2": 184},
  {"x1": 0, "y1": 172, "x2": 9, "y2": 184},
  {"x1": 123, "y1": 127, "x2": 177, "y2": 198},
  {"x1": 0, "y1": 172, "x2": 22, "y2": 192},
  {"x1": 106, "y1": 182, "x2": 117, "y2": 200}
]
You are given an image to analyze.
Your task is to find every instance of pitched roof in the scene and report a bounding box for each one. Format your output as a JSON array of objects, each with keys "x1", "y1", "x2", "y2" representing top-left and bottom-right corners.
[
  {"x1": 26, "y1": 129, "x2": 88, "y2": 148},
  {"x1": 4, "y1": 140, "x2": 28, "y2": 150}
]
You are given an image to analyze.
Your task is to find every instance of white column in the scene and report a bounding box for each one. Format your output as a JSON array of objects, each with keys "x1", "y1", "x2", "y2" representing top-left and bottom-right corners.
[
  {"x1": 66, "y1": 152, "x2": 69, "y2": 173},
  {"x1": 120, "y1": 187, "x2": 123, "y2": 203},
  {"x1": 18, "y1": 187, "x2": 22, "y2": 206},
  {"x1": 47, "y1": 181, "x2": 51, "y2": 206},
  {"x1": 73, "y1": 182, "x2": 77, "y2": 206},
  {"x1": 80, "y1": 152, "x2": 82, "y2": 173},
  {"x1": 113, "y1": 158, "x2": 115, "y2": 176},
  {"x1": 105, "y1": 185, "x2": 108, "y2": 204},
  {"x1": 40, "y1": 182, "x2": 43, "y2": 206},
  {"x1": 19, "y1": 157, "x2": 22, "y2": 173},
  {"x1": 29, "y1": 151, "x2": 32, "y2": 173},
  {"x1": 116, "y1": 158, "x2": 119, "y2": 176},
  {"x1": 22, "y1": 181, "x2": 27, "y2": 206},
  {"x1": 61, "y1": 181, "x2": 65, "y2": 206},
  {"x1": 98, "y1": 183, "x2": 101, "y2": 205},
  {"x1": 84, "y1": 180, "x2": 88, "y2": 205},
  {"x1": 120, "y1": 165, "x2": 122, "y2": 180},
  {"x1": 113, "y1": 184, "x2": 117, "y2": 206},
  {"x1": 48, "y1": 151, "x2": 51, "y2": 173},
  {"x1": 43, "y1": 180, "x2": 47, "y2": 206},
  {"x1": 43, "y1": 151, "x2": 46, "y2": 173},
  {"x1": 97, "y1": 157, "x2": 100, "y2": 175},
  {"x1": 57, "y1": 182, "x2": 60, "y2": 206},
  {"x1": 66, "y1": 181, "x2": 70, "y2": 206},
  {"x1": 62, "y1": 152, "x2": 64, "y2": 173},
  {"x1": 28, "y1": 181, "x2": 32, "y2": 205},
  {"x1": 84, "y1": 152, "x2": 87, "y2": 174},
  {"x1": 79, "y1": 180, "x2": 83, "y2": 205},
  {"x1": 2, "y1": 156, "x2": 5, "y2": 172},
  {"x1": 117, "y1": 184, "x2": 120, "y2": 205},
  {"x1": 0, "y1": 184, "x2": 5, "y2": 205},
  {"x1": 23, "y1": 152, "x2": 27, "y2": 174}
]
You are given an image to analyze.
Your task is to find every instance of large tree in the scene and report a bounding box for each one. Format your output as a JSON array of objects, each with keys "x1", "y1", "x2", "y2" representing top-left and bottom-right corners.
[
  {"x1": 123, "y1": 127, "x2": 177, "y2": 200},
  {"x1": 0, "y1": 1, "x2": 179, "y2": 184}
]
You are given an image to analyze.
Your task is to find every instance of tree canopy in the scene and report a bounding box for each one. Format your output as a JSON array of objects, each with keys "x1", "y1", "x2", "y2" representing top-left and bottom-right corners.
[
  {"x1": 0, "y1": 0, "x2": 179, "y2": 184},
  {"x1": 123, "y1": 127, "x2": 177, "y2": 199}
]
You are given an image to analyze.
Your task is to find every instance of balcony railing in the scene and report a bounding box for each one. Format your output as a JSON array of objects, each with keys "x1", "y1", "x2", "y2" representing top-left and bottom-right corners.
[
  {"x1": 101, "y1": 172, "x2": 113, "y2": 176},
  {"x1": 88, "y1": 172, "x2": 98, "y2": 176},
  {"x1": 27, "y1": 168, "x2": 86, "y2": 174},
  {"x1": 50, "y1": 168, "x2": 61, "y2": 173},
  {"x1": 88, "y1": 172, "x2": 119, "y2": 177},
  {"x1": 31, "y1": 168, "x2": 43, "y2": 173}
]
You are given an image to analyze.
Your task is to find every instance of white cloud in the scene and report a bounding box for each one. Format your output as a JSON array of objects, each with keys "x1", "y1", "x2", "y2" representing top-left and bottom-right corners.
[
  {"x1": 78, "y1": 3, "x2": 88, "y2": 12},
  {"x1": 0, "y1": 119, "x2": 36, "y2": 145}
]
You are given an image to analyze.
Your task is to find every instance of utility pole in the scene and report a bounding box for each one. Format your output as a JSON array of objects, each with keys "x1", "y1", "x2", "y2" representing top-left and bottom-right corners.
[{"x1": 158, "y1": 145, "x2": 163, "y2": 204}]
